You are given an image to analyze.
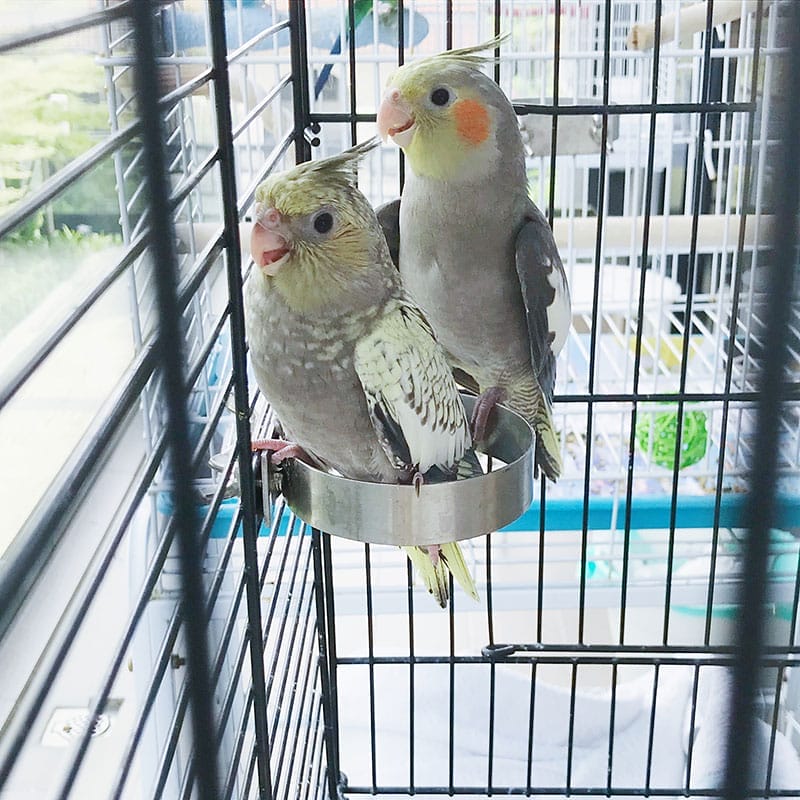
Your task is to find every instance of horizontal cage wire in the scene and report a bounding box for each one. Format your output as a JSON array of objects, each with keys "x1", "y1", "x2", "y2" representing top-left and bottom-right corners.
[{"x1": 0, "y1": 2, "x2": 797, "y2": 800}]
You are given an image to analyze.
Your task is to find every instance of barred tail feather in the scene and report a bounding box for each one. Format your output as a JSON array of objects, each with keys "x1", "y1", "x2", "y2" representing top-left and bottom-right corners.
[
  {"x1": 455, "y1": 449, "x2": 483, "y2": 480},
  {"x1": 534, "y1": 402, "x2": 562, "y2": 481},
  {"x1": 424, "y1": 449, "x2": 482, "y2": 483}
]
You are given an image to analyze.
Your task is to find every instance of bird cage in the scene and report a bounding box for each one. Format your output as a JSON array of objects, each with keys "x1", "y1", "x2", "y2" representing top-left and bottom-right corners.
[{"x1": 0, "y1": 2, "x2": 798, "y2": 800}]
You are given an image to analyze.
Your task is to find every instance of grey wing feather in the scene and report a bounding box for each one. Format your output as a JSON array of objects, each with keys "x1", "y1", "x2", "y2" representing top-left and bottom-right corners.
[
  {"x1": 363, "y1": 385, "x2": 413, "y2": 472},
  {"x1": 514, "y1": 207, "x2": 571, "y2": 404},
  {"x1": 376, "y1": 198, "x2": 401, "y2": 270},
  {"x1": 452, "y1": 367, "x2": 480, "y2": 395}
]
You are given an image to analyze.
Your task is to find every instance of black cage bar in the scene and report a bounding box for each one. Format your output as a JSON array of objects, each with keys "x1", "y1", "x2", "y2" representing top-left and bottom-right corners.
[{"x1": 0, "y1": 2, "x2": 798, "y2": 799}]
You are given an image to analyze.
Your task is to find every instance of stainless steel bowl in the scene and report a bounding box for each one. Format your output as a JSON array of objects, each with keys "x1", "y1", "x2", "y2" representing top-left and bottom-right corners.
[{"x1": 261, "y1": 395, "x2": 535, "y2": 546}]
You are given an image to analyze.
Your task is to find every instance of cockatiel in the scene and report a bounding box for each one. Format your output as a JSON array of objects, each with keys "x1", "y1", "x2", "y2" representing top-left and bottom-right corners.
[
  {"x1": 245, "y1": 138, "x2": 479, "y2": 607},
  {"x1": 376, "y1": 37, "x2": 571, "y2": 481}
]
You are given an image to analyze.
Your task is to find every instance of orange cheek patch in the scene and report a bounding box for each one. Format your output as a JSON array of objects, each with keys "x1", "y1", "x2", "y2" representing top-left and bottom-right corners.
[{"x1": 453, "y1": 98, "x2": 491, "y2": 145}]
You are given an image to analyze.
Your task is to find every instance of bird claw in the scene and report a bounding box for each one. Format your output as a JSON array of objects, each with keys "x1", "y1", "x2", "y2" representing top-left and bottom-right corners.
[
  {"x1": 413, "y1": 471, "x2": 424, "y2": 496},
  {"x1": 470, "y1": 386, "x2": 507, "y2": 442}
]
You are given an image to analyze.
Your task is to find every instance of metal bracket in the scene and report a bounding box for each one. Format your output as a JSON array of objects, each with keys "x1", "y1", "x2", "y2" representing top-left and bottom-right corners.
[
  {"x1": 207, "y1": 449, "x2": 241, "y2": 500},
  {"x1": 304, "y1": 121, "x2": 321, "y2": 147},
  {"x1": 258, "y1": 451, "x2": 285, "y2": 528},
  {"x1": 481, "y1": 643, "x2": 519, "y2": 660},
  {"x1": 517, "y1": 99, "x2": 620, "y2": 157}
]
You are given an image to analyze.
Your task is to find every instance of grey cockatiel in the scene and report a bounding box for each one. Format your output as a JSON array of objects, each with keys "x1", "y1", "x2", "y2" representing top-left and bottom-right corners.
[
  {"x1": 245, "y1": 138, "x2": 479, "y2": 607},
  {"x1": 376, "y1": 38, "x2": 571, "y2": 481}
]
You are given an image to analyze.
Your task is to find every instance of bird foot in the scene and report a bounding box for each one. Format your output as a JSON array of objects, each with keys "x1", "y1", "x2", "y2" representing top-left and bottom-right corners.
[
  {"x1": 413, "y1": 471, "x2": 424, "y2": 497},
  {"x1": 251, "y1": 438, "x2": 310, "y2": 465},
  {"x1": 470, "y1": 386, "x2": 507, "y2": 442}
]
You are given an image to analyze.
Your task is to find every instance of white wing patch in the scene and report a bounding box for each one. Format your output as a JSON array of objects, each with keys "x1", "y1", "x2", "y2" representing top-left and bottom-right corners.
[
  {"x1": 547, "y1": 266, "x2": 571, "y2": 357},
  {"x1": 354, "y1": 302, "x2": 471, "y2": 474}
]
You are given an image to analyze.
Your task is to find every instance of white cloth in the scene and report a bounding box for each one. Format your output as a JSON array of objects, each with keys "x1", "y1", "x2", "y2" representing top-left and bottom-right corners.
[
  {"x1": 336, "y1": 662, "x2": 800, "y2": 796},
  {"x1": 689, "y1": 667, "x2": 800, "y2": 792}
]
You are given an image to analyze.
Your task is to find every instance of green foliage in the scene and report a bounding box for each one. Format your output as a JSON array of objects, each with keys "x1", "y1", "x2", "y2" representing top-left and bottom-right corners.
[
  {"x1": 0, "y1": 227, "x2": 121, "y2": 339},
  {"x1": 0, "y1": 52, "x2": 112, "y2": 239},
  {"x1": 0, "y1": 52, "x2": 108, "y2": 163},
  {"x1": 5, "y1": 210, "x2": 45, "y2": 244},
  {"x1": 0, "y1": 51, "x2": 137, "y2": 340}
]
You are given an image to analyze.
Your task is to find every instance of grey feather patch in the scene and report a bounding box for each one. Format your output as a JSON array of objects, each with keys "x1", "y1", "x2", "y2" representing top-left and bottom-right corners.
[
  {"x1": 368, "y1": 397, "x2": 413, "y2": 470},
  {"x1": 515, "y1": 209, "x2": 570, "y2": 405},
  {"x1": 376, "y1": 198, "x2": 401, "y2": 270}
]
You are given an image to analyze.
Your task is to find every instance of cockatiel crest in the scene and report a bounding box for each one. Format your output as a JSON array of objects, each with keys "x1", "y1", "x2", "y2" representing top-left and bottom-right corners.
[{"x1": 377, "y1": 35, "x2": 510, "y2": 180}]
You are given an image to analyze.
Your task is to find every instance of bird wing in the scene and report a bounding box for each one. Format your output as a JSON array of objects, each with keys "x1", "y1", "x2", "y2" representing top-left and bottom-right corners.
[
  {"x1": 375, "y1": 198, "x2": 401, "y2": 270},
  {"x1": 514, "y1": 206, "x2": 572, "y2": 404},
  {"x1": 354, "y1": 301, "x2": 471, "y2": 474}
]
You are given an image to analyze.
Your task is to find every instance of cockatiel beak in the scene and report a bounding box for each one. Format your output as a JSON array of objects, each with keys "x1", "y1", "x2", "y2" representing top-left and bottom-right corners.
[
  {"x1": 251, "y1": 203, "x2": 291, "y2": 276},
  {"x1": 377, "y1": 87, "x2": 416, "y2": 148}
]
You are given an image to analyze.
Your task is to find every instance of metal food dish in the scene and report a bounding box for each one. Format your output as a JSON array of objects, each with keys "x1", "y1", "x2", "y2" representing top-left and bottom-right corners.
[{"x1": 261, "y1": 395, "x2": 535, "y2": 546}]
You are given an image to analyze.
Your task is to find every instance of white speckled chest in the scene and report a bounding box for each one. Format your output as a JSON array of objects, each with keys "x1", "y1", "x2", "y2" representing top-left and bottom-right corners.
[{"x1": 244, "y1": 274, "x2": 399, "y2": 482}]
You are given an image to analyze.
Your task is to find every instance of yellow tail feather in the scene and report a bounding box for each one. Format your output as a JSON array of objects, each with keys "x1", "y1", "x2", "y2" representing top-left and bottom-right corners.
[
  {"x1": 403, "y1": 542, "x2": 479, "y2": 608},
  {"x1": 440, "y1": 542, "x2": 480, "y2": 602}
]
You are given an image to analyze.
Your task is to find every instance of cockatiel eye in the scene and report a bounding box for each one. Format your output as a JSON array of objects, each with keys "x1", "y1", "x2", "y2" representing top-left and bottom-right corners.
[
  {"x1": 312, "y1": 210, "x2": 334, "y2": 234},
  {"x1": 429, "y1": 87, "x2": 452, "y2": 107}
]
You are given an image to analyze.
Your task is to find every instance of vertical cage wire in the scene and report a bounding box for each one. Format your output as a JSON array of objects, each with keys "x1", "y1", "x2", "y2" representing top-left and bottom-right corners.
[
  {"x1": 724, "y1": 3, "x2": 800, "y2": 796},
  {"x1": 123, "y1": 5, "x2": 219, "y2": 795}
]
